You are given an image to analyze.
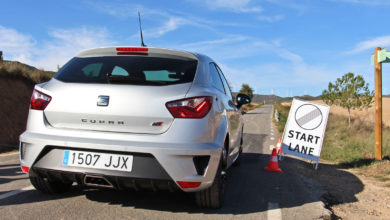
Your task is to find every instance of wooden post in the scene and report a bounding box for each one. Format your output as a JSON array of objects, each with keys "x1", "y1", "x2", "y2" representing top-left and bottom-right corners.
[{"x1": 374, "y1": 47, "x2": 382, "y2": 160}]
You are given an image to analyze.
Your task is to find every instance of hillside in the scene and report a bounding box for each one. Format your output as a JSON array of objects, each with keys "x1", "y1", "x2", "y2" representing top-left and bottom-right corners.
[
  {"x1": 0, "y1": 61, "x2": 54, "y2": 152},
  {"x1": 233, "y1": 92, "x2": 321, "y2": 103}
]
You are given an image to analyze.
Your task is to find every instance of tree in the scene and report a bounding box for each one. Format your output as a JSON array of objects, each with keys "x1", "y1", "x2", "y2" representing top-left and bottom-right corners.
[
  {"x1": 239, "y1": 84, "x2": 254, "y2": 100},
  {"x1": 321, "y1": 72, "x2": 373, "y2": 126}
]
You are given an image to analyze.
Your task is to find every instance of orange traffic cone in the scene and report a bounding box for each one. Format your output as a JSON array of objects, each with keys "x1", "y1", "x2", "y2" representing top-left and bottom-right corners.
[
  {"x1": 276, "y1": 138, "x2": 282, "y2": 154},
  {"x1": 265, "y1": 148, "x2": 282, "y2": 173}
]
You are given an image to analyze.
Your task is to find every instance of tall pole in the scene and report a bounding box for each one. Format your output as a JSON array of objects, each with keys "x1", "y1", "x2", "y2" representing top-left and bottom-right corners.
[{"x1": 374, "y1": 47, "x2": 382, "y2": 160}]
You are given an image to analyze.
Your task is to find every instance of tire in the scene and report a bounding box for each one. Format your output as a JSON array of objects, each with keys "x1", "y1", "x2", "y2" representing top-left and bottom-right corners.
[
  {"x1": 29, "y1": 175, "x2": 72, "y2": 194},
  {"x1": 195, "y1": 158, "x2": 226, "y2": 209}
]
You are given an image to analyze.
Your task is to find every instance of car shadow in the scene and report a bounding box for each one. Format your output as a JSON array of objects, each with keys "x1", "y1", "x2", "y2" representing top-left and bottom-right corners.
[
  {"x1": 0, "y1": 153, "x2": 363, "y2": 216},
  {"x1": 0, "y1": 163, "x2": 26, "y2": 178}
]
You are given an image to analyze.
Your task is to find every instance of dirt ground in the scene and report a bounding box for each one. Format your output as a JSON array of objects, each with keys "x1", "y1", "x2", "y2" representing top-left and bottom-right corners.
[
  {"x1": 289, "y1": 158, "x2": 390, "y2": 220},
  {"x1": 336, "y1": 162, "x2": 390, "y2": 219},
  {"x1": 0, "y1": 77, "x2": 33, "y2": 151}
]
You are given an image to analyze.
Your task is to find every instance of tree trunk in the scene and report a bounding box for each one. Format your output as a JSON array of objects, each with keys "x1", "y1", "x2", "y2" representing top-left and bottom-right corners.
[{"x1": 347, "y1": 107, "x2": 351, "y2": 127}]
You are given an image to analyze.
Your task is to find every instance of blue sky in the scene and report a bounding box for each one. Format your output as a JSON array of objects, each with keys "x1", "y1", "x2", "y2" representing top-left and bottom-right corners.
[{"x1": 1, "y1": 0, "x2": 390, "y2": 96}]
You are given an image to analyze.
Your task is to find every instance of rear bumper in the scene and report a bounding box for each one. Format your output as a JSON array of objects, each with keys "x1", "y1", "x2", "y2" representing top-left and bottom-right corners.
[
  {"x1": 31, "y1": 167, "x2": 180, "y2": 192},
  {"x1": 20, "y1": 131, "x2": 222, "y2": 192}
]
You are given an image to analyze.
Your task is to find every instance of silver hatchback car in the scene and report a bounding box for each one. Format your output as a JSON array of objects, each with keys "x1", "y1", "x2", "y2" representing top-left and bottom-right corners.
[{"x1": 19, "y1": 47, "x2": 251, "y2": 208}]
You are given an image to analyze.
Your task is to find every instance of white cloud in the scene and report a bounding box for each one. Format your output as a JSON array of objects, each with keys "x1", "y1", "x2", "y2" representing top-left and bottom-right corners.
[
  {"x1": 264, "y1": 0, "x2": 307, "y2": 13},
  {"x1": 86, "y1": 1, "x2": 148, "y2": 19},
  {"x1": 347, "y1": 35, "x2": 390, "y2": 54},
  {"x1": 187, "y1": 0, "x2": 262, "y2": 13},
  {"x1": 34, "y1": 27, "x2": 115, "y2": 70},
  {"x1": 90, "y1": 2, "x2": 219, "y2": 39},
  {"x1": 0, "y1": 26, "x2": 115, "y2": 71},
  {"x1": 257, "y1": 14, "x2": 284, "y2": 22},
  {"x1": 328, "y1": 0, "x2": 390, "y2": 6},
  {"x1": 0, "y1": 25, "x2": 36, "y2": 62},
  {"x1": 167, "y1": 35, "x2": 345, "y2": 95},
  {"x1": 178, "y1": 36, "x2": 248, "y2": 50},
  {"x1": 143, "y1": 16, "x2": 202, "y2": 38}
]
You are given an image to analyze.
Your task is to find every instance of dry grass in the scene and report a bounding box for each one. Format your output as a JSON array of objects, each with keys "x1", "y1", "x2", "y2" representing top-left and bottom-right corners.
[
  {"x1": 312, "y1": 98, "x2": 390, "y2": 128},
  {"x1": 0, "y1": 61, "x2": 54, "y2": 84},
  {"x1": 241, "y1": 103, "x2": 263, "y2": 113},
  {"x1": 321, "y1": 114, "x2": 390, "y2": 166},
  {"x1": 273, "y1": 102, "x2": 290, "y2": 133}
]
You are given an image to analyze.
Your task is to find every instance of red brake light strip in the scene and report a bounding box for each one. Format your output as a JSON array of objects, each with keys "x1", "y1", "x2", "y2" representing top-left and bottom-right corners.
[{"x1": 116, "y1": 47, "x2": 148, "y2": 55}]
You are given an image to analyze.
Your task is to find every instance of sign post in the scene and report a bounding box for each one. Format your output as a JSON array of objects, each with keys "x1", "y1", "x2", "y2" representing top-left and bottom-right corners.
[
  {"x1": 371, "y1": 48, "x2": 390, "y2": 160},
  {"x1": 374, "y1": 47, "x2": 383, "y2": 160},
  {"x1": 281, "y1": 99, "x2": 330, "y2": 169}
]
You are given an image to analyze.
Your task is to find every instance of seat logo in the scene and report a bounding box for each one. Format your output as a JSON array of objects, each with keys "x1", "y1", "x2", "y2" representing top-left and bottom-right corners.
[{"x1": 97, "y1": 96, "x2": 109, "y2": 106}]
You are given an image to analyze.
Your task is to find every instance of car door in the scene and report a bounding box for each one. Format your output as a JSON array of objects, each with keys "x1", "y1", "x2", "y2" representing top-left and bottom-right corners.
[{"x1": 214, "y1": 65, "x2": 242, "y2": 163}]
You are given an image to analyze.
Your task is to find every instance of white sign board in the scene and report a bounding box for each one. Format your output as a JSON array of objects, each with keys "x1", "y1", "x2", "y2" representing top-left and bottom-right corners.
[{"x1": 281, "y1": 99, "x2": 330, "y2": 169}]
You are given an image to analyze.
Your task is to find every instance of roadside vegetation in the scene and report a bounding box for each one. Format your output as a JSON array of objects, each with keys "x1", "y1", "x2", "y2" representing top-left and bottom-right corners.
[
  {"x1": 0, "y1": 60, "x2": 55, "y2": 84},
  {"x1": 241, "y1": 103, "x2": 263, "y2": 113},
  {"x1": 273, "y1": 102, "x2": 290, "y2": 133},
  {"x1": 321, "y1": 72, "x2": 373, "y2": 126},
  {"x1": 273, "y1": 102, "x2": 390, "y2": 167}
]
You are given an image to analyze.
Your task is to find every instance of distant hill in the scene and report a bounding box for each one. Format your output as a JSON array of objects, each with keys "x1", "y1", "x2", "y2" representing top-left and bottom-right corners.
[{"x1": 233, "y1": 92, "x2": 321, "y2": 104}]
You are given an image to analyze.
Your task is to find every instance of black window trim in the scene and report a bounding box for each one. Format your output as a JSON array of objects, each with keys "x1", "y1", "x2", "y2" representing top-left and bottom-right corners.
[
  {"x1": 214, "y1": 63, "x2": 234, "y2": 101},
  {"x1": 209, "y1": 62, "x2": 226, "y2": 94}
]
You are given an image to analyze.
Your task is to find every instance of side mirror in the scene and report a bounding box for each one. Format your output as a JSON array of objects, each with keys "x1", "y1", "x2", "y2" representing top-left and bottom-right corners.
[{"x1": 236, "y1": 93, "x2": 251, "y2": 109}]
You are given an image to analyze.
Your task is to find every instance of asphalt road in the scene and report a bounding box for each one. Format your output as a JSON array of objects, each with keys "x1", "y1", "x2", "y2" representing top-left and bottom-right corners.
[{"x1": 0, "y1": 105, "x2": 330, "y2": 220}]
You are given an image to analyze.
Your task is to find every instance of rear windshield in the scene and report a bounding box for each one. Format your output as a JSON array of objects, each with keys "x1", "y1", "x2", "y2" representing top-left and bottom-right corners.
[{"x1": 54, "y1": 56, "x2": 198, "y2": 85}]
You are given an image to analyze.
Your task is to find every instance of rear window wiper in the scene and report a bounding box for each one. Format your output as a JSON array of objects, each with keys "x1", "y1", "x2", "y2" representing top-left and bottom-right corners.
[
  {"x1": 106, "y1": 74, "x2": 169, "y2": 85},
  {"x1": 106, "y1": 75, "x2": 144, "y2": 84}
]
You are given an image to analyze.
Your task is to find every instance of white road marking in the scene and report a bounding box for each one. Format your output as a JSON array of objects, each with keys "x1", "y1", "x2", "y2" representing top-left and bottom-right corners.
[
  {"x1": 267, "y1": 202, "x2": 282, "y2": 220},
  {"x1": 269, "y1": 145, "x2": 275, "y2": 150},
  {"x1": 0, "y1": 186, "x2": 34, "y2": 200},
  {"x1": 270, "y1": 132, "x2": 274, "y2": 136},
  {"x1": 270, "y1": 137, "x2": 275, "y2": 141}
]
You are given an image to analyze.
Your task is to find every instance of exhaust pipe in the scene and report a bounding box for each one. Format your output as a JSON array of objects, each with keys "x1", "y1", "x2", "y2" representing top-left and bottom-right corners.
[{"x1": 84, "y1": 175, "x2": 114, "y2": 188}]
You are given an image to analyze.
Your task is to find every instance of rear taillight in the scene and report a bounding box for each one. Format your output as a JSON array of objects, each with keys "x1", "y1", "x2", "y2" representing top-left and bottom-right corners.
[
  {"x1": 21, "y1": 166, "x2": 29, "y2": 173},
  {"x1": 166, "y1": 96, "x2": 212, "y2": 118},
  {"x1": 30, "y1": 89, "x2": 51, "y2": 110}
]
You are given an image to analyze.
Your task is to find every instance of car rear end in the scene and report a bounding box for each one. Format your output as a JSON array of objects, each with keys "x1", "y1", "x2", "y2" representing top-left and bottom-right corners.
[{"x1": 19, "y1": 47, "x2": 225, "y2": 194}]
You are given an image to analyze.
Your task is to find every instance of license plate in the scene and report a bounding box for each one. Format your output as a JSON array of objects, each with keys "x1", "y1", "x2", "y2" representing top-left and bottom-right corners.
[{"x1": 62, "y1": 150, "x2": 133, "y2": 172}]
